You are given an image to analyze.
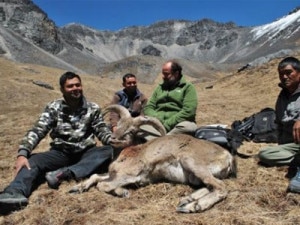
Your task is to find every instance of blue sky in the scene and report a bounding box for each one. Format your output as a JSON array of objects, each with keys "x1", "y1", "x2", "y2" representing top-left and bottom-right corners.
[{"x1": 32, "y1": 0, "x2": 300, "y2": 31}]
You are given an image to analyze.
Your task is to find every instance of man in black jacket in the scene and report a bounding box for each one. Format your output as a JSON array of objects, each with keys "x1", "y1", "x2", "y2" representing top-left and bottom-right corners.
[{"x1": 258, "y1": 57, "x2": 300, "y2": 193}]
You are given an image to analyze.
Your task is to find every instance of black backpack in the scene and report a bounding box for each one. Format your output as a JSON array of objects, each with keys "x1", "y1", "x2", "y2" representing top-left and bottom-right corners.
[
  {"x1": 231, "y1": 107, "x2": 278, "y2": 143},
  {"x1": 194, "y1": 125, "x2": 244, "y2": 156}
]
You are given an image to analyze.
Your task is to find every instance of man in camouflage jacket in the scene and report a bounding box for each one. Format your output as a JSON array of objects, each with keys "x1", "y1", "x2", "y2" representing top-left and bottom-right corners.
[{"x1": 0, "y1": 72, "x2": 112, "y2": 212}]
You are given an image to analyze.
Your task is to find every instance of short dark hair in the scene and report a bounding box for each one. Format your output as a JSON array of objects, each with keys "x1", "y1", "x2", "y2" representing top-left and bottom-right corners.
[
  {"x1": 59, "y1": 72, "x2": 81, "y2": 88},
  {"x1": 278, "y1": 57, "x2": 300, "y2": 72},
  {"x1": 122, "y1": 73, "x2": 136, "y2": 83},
  {"x1": 169, "y1": 61, "x2": 182, "y2": 76}
]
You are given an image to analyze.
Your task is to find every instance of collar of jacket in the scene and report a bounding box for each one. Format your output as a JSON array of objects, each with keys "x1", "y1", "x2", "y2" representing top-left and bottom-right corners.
[
  {"x1": 119, "y1": 89, "x2": 142, "y2": 99},
  {"x1": 159, "y1": 75, "x2": 186, "y2": 89},
  {"x1": 61, "y1": 95, "x2": 88, "y2": 110},
  {"x1": 278, "y1": 83, "x2": 300, "y2": 96}
]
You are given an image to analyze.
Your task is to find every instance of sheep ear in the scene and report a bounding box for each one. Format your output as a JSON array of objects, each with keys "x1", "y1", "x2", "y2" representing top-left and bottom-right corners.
[
  {"x1": 103, "y1": 104, "x2": 131, "y2": 119},
  {"x1": 133, "y1": 116, "x2": 166, "y2": 136}
]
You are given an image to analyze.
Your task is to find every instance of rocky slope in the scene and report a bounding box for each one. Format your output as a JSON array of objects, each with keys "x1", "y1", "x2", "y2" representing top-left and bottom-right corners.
[{"x1": 0, "y1": 0, "x2": 299, "y2": 83}]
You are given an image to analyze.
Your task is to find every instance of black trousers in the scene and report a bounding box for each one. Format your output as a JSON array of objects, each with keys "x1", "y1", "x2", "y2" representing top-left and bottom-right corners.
[{"x1": 5, "y1": 145, "x2": 113, "y2": 197}]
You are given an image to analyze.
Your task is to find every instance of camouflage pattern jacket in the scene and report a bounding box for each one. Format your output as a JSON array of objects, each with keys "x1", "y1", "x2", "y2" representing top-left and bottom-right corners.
[{"x1": 18, "y1": 96, "x2": 111, "y2": 158}]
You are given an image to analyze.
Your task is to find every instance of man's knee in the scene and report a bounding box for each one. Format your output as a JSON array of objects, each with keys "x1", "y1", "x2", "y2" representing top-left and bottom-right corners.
[
  {"x1": 94, "y1": 145, "x2": 113, "y2": 154},
  {"x1": 168, "y1": 121, "x2": 197, "y2": 135},
  {"x1": 258, "y1": 149, "x2": 271, "y2": 163},
  {"x1": 258, "y1": 146, "x2": 293, "y2": 166}
]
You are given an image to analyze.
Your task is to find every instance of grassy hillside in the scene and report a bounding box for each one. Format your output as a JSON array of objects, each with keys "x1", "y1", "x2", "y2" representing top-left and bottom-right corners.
[{"x1": 0, "y1": 55, "x2": 299, "y2": 224}]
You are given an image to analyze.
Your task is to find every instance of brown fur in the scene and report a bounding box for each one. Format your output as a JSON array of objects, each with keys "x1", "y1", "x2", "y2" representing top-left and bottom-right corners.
[{"x1": 71, "y1": 131, "x2": 236, "y2": 213}]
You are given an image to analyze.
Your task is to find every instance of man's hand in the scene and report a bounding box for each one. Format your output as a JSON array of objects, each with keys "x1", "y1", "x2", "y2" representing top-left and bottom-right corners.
[
  {"x1": 109, "y1": 136, "x2": 119, "y2": 147},
  {"x1": 293, "y1": 120, "x2": 300, "y2": 143},
  {"x1": 15, "y1": 156, "x2": 31, "y2": 175},
  {"x1": 112, "y1": 126, "x2": 117, "y2": 133}
]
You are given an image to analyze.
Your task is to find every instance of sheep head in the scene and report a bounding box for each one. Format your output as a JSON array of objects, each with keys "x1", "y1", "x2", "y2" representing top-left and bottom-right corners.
[{"x1": 103, "y1": 104, "x2": 166, "y2": 148}]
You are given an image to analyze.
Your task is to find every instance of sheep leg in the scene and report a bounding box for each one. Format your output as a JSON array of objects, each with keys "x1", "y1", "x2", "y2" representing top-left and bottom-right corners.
[
  {"x1": 69, "y1": 174, "x2": 109, "y2": 193},
  {"x1": 176, "y1": 187, "x2": 227, "y2": 213},
  {"x1": 95, "y1": 179, "x2": 133, "y2": 197},
  {"x1": 177, "y1": 187, "x2": 210, "y2": 207},
  {"x1": 176, "y1": 155, "x2": 228, "y2": 213}
]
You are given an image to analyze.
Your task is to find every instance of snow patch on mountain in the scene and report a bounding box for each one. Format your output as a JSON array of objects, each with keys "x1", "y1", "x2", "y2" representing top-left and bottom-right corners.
[{"x1": 251, "y1": 10, "x2": 300, "y2": 41}]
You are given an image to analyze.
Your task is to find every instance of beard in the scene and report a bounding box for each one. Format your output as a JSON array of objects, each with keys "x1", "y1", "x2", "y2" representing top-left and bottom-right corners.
[
  {"x1": 125, "y1": 86, "x2": 137, "y2": 96},
  {"x1": 64, "y1": 90, "x2": 83, "y2": 104},
  {"x1": 162, "y1": 78, "x2": 178, "y2": 90},
  {"x1": 70, "y1": 90, "x2": 82, "y2": 100}
]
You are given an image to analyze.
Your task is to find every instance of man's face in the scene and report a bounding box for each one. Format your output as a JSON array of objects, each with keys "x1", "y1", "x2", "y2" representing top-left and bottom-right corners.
[
  {"x1": 123, "y1": 77, "x2": 137, "y2": 94},
  {"x1": 279, "y1": 65, "x2": 300, "y2": 93},
  {"x1": 162, "y1": 62, "x2": 178, "y2": 87},
  {"x1": 61, "y1": 77, "x2": 83, "y2": 101}
]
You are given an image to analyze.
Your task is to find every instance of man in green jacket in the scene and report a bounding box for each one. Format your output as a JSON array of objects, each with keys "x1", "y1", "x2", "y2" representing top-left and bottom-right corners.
[{"x1": 142, "y1": 60, "x2": 198, "y2": 139}]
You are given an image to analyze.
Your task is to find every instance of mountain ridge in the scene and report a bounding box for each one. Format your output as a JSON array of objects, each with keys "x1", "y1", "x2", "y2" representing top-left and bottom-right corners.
[{"x1": 0, "y1": 0, "x2": 299, "y2": 83}]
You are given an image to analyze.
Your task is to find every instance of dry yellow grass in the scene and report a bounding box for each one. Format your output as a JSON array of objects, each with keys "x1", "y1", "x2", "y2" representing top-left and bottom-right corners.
[{"x1": 0, "y1": 55, "x2": 300, "y2": 225}]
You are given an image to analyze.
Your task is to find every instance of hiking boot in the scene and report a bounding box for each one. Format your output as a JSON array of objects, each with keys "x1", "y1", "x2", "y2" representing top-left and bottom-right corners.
[
  {"x1": 0, "y1": 190, "x2": 28, "y2": 205},
  {"x1": 288, "y1": 167, "x2": 300, "y2": 193},
  {"x1": 45, "y1": 168, "x2": 73, "y2": 189},
  {"x1": 285, "y1": 166, "x2": 297, "y2": 179}
]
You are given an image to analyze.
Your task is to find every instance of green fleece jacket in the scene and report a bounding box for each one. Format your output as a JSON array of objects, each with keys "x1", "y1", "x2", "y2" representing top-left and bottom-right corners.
[{"x1": 143, "y1": 75, "x2": 198, "y2": 132}]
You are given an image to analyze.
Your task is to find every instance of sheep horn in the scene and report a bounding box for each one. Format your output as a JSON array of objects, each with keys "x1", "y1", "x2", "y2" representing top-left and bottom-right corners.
[
  {"x1": 103, "y1": 104, "x2": 131, "y2": 119},
  {"x1": 133, "y1": 116, "x2": 166, "y2": 136}
]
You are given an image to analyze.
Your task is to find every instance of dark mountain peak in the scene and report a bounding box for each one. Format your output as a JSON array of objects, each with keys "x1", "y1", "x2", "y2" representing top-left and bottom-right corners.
[
  {"x1": 289, "y1": 6, "x2": 300, "y2": 14},
  {"x1": 0, "y1": 0, "x2": 62, "y2": 54}
]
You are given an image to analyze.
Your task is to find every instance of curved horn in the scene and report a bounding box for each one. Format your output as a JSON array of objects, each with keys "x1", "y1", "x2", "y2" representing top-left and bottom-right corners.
[
  {"x1": 103, "y1": 104, "x2": 131, "y2": 119},
  {"x1": 133, "y1": 116, "x2": 166, "y2": 136}
]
